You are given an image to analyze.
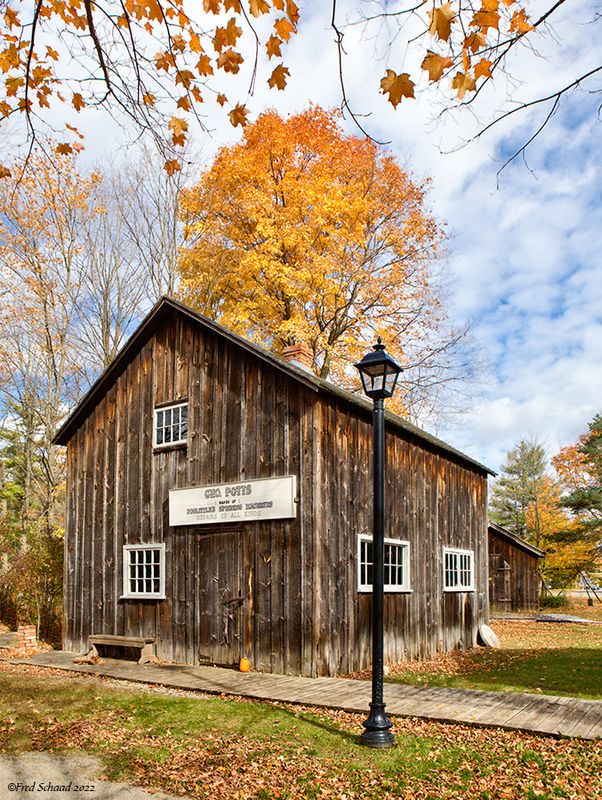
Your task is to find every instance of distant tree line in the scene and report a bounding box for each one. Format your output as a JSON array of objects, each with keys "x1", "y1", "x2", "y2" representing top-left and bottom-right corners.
[{"x1": 490, "y1": 417, "x2": 602, "y2": 588}]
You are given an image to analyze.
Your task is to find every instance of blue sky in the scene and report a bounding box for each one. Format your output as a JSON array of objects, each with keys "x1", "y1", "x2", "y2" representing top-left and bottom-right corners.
[{"x1": 4, "y1": 0, "x2": 599, "y2": 475}]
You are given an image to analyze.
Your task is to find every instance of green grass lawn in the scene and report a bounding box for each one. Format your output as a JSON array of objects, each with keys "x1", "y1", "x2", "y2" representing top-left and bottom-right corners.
[
  {"x1": 1, "y1": 661, "x2": 601, "y2": 800},
  {"x1": 385, "y1": 620, "x2": 602, "y2": 700}
]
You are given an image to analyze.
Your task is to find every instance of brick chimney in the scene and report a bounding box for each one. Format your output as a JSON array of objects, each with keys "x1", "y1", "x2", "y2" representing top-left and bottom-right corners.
[{"x1": 281, "y1": 342, "x2": 314, "y2": 373}]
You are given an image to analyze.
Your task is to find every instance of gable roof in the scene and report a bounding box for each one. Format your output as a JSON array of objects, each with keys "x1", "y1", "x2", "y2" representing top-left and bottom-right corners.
[
  {"x1": 488, "y1": 522, "x2": 545, "y2": 558},
  {"x1": 53, "y1": 296, "x2": 494, "y2": 475}
]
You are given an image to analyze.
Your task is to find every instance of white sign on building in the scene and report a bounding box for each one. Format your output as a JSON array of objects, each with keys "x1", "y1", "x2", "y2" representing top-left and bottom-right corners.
[{"x1": 169, "y1": 475, "x2": 297, "y2": 527}]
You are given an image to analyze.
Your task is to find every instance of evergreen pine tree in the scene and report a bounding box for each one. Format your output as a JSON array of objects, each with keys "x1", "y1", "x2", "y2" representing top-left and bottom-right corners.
[{"x1": 490, "y1": 438, "x2": 547, "y2": 543}]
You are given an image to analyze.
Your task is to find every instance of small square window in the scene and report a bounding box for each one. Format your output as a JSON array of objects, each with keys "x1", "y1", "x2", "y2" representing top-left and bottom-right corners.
[
  {"x1": 154, "y1": 402, "x2": 188, "y2": 448},
  {"x1": 122, "y1": 544, "x2": 165, "y2": 599},
  {"x1": 357, "y1": 535, "x2": 410, "y2": 592},
  {"x1": 443, "y1": 547, "x2": 474, "y2": 591}
]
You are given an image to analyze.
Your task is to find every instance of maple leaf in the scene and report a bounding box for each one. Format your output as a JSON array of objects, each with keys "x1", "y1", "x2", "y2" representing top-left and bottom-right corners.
[
  {"x1": 46, "y1": 46, "x2": 59, "y2": 61},
  {"x1": 421, "y1": 51, "x2": 453, "y2": 82},
  {"x1": 474, "y1": 58, "x2": 493, "y2": 79},
  {"x1": 274, "y1": 17, "x2": 295, "y2": 41},
  {"x1": 168, "y1": 115, "x2": 188, "y2": 146},
  {"x1": 203, "y1": 0, "x2": 222, "y2": 12},
  {"x1": 268, "y1": 64, "x2": 289, "y2": 91},
  {"x1": 177, "y1": 95, "x2": 191, "y2": 111},
  {"x1": 464, "y1": 31, "x2": 488, "y2": 53},
  {"x1": 191, "y1": 86, "x2": 203, "y2": 102},
  {"x1": 249, "y1": 0, "x2": 270, "y2": 16},
  {"x1": 471, "y1": 10, "x2": 500, "y2": 31},
  {"x1": 451, "y1": 70, "x2": 476, "y2": 99},
  {"x1": 143, "y1": 92, "x2": 156, "y2": 106},
  {"x1": 224, "y1": 0, "x2": 241, "y2": 10},
  {"x1": 380, "y1": 70, "x2": 415, "y2": 107},
  {"x1": 171, "y1": 33, "x2": 186, "y2": 52},
  {"x1": 56, "y1": 142, "x2": 74, "y2": 155},
  {"x1": 213, "y1": 18, "x2": 242, "y2": 52},
  {"x1": 217, "y1": 48, "x2": 243, "y2": 74},
  {"x1": 229, "y1": 103, "x2": 249, "y2": 127},
  {"x1": 4, "y1": 7, "x2": 20, "y2": 29},
  {"x1": 266, "y1": 35, "x2": 282, "y2": 59},
  {"x1": 175, "y1": 69, "x2": 194, "y2": 88},
  {"x1": 510, "y1": 8, "x2": 535, "y2": 33},
  {"x1": 65, "y1": 122, "x2": 83, "y2": 138},
  {"x1": 189, "y1": 32, "x2": 203, "y2": 53},
  {"x1": 164, "y1": 159, "x2": 182, "y2": 175},
  {"x1": 72, "y1": 93, "x2": 85, "y2": 112},
  {"x1": 196, "y1": 55, "x2": 213, "y2": 76},
  {"x1": 429, "y1": 4, "x2": 455, "y2": 42},
  {"x1": 286, "y1": 0, "x2": 300, "y2": 25},
  {"x1": 155, "y1": 51, "x2": 175, "y2": 71},
  {"x1": 0, "y1": 164, "x2": 11, "y2": 179},
  {"x1": 216, "y1": 93, "x2": 228, "y2": 106}
]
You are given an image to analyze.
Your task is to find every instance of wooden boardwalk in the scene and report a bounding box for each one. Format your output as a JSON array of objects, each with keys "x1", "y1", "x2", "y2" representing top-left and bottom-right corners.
[{"x1": 21, "y1": 651, "x2": 602, "y2": 741}]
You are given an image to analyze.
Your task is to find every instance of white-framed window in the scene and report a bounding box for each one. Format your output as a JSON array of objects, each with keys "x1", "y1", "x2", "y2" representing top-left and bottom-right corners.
[
  {"x1": 357, "y1": 534, "x2": 411, "y2": 592},
  {"x1": 122, "y1": 544, "x2": 166, "y2": 599},
  {"x1": 443, "y1": 547, "x2": 474, "y2": 591},
  {"x1": 154, "y1": 401, "x2": 188, "y2": 448}
]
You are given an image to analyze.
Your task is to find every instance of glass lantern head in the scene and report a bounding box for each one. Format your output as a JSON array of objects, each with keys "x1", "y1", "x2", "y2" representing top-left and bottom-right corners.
[{"x1": 355, "y1": 339, "x2": 403, "y2": 400}]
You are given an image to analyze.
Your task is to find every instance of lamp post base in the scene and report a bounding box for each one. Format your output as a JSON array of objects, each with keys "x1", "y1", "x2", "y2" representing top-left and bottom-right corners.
[{"x1": 359, "y1": 702, "x2": 396, "y2": 749}]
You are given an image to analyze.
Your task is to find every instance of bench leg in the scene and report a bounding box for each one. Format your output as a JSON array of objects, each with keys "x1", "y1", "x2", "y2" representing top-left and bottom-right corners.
[
  {"x1": 73, "y1": 644, "x2": 100, "y2": 665},
  {"x1": 138, "y1": 642, "x2": 158, "y2": 665}
]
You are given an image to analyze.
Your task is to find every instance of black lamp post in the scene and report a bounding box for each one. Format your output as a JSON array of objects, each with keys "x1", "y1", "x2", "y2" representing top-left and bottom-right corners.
[{"x1": 355, "y1": 338, "x2": 403, "y2": 749}]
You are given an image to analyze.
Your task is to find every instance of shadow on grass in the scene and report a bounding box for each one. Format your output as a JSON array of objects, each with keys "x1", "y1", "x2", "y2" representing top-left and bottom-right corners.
[{"x1": 387, "y1": 647, "x2": 602, "y2": 699}]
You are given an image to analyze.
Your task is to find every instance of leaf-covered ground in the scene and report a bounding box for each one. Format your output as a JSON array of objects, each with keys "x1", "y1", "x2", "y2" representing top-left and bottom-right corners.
[
  {"x1": 364, "y1": 618, "x2": 602, "y2": 700},
  {"x1": 0, "y1": 661, "x2": 601, "y2": 800}
]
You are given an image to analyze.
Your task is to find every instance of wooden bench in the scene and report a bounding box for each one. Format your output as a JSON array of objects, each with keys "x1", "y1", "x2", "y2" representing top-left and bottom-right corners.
[{"x1": 87, "y1": 634, "x2": 157, "y2": 665}]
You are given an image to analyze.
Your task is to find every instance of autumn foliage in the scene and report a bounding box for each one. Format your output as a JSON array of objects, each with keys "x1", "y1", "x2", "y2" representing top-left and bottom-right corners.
[
  {"x1": 178, "y1": 107, "x2": 464, "y2": 415},
  {"x1": 0, "y1": 1, "x2": 545, "y2": 173}
]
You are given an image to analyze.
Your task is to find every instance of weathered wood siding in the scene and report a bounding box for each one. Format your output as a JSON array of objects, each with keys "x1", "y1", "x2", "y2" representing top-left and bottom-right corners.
[
  {"x1": 308, "y1": 393, "x2": 488, "y2": 676},
  {"x1": 488, "y1": 530, "x2": 540, "y2": 612},
  {"x1": 63, "y1": 308, "x2": 489, "y2": 676},
  {"x1": 64, "y1": 310, "x2": 312, "y2": 674}
]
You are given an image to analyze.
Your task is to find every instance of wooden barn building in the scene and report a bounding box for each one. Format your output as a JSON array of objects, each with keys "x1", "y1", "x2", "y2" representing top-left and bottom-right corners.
[
  {"x1": 488, "y1": 522, "x2": 544, "y2": 613},
  {"x1": 54, "y1": 296, "x2": 494, "y2": 677}
]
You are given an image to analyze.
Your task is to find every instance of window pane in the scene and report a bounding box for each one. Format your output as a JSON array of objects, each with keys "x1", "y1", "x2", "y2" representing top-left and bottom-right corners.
[
  {"x1": 164, "y1": 426, "x2": 172, "y2": 443},
  {"x1": 181, "y1": 405, "x2": 188, "y2": 421},
  {"x1": 164, "y1": 408, "x2": 172, "y2": 425},
  {"x1": 156, "y1": 410, "x2": 163, "y2": 427},
  {"x1": 173, "y1": 406, "x2": 180, "y2": 424},
  {"x1": 173, "y1": 423, "x2": 180, "y2": 441},
  {"x1": 156, "y1": 428, "x2": 163, "y2": 445},
  {"x1": 180, "y1": 420, "x2": 188, "y2": 438}
]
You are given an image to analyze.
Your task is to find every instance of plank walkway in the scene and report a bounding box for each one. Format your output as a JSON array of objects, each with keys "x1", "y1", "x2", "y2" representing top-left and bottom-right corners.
[{"x1": 17, "y1": 651, "x2": 602, "y2": 741}]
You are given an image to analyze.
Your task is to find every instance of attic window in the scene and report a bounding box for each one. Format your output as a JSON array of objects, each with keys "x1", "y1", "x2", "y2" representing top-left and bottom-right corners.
[
  {"x1": 154, "y1": 402, "x2": 188, "y2": 448},
  {"x1": 443, "y1": 547, "x2": 474, "y2": 592}
]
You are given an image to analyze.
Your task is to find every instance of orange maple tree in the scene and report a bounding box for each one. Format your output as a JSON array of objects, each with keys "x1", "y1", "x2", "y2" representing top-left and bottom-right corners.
[
  {"x1": 524, "y1": 476, "x2": 592, "y2": 584},
  {"x1": 178, "y1": 107, "x2": 469, "y2": 419},
  {"x1": 0, "y1": 1, "x2": 585, "y2": 175}
]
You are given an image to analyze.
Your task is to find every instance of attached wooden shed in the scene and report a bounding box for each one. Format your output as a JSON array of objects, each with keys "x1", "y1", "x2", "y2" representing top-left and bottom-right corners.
[
  {"x1": 54, "y1": 296, "x2": 494, "y2": 677},
  {"x1": 488, "y1": 522, "x2": 544, "y2": 613}
]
